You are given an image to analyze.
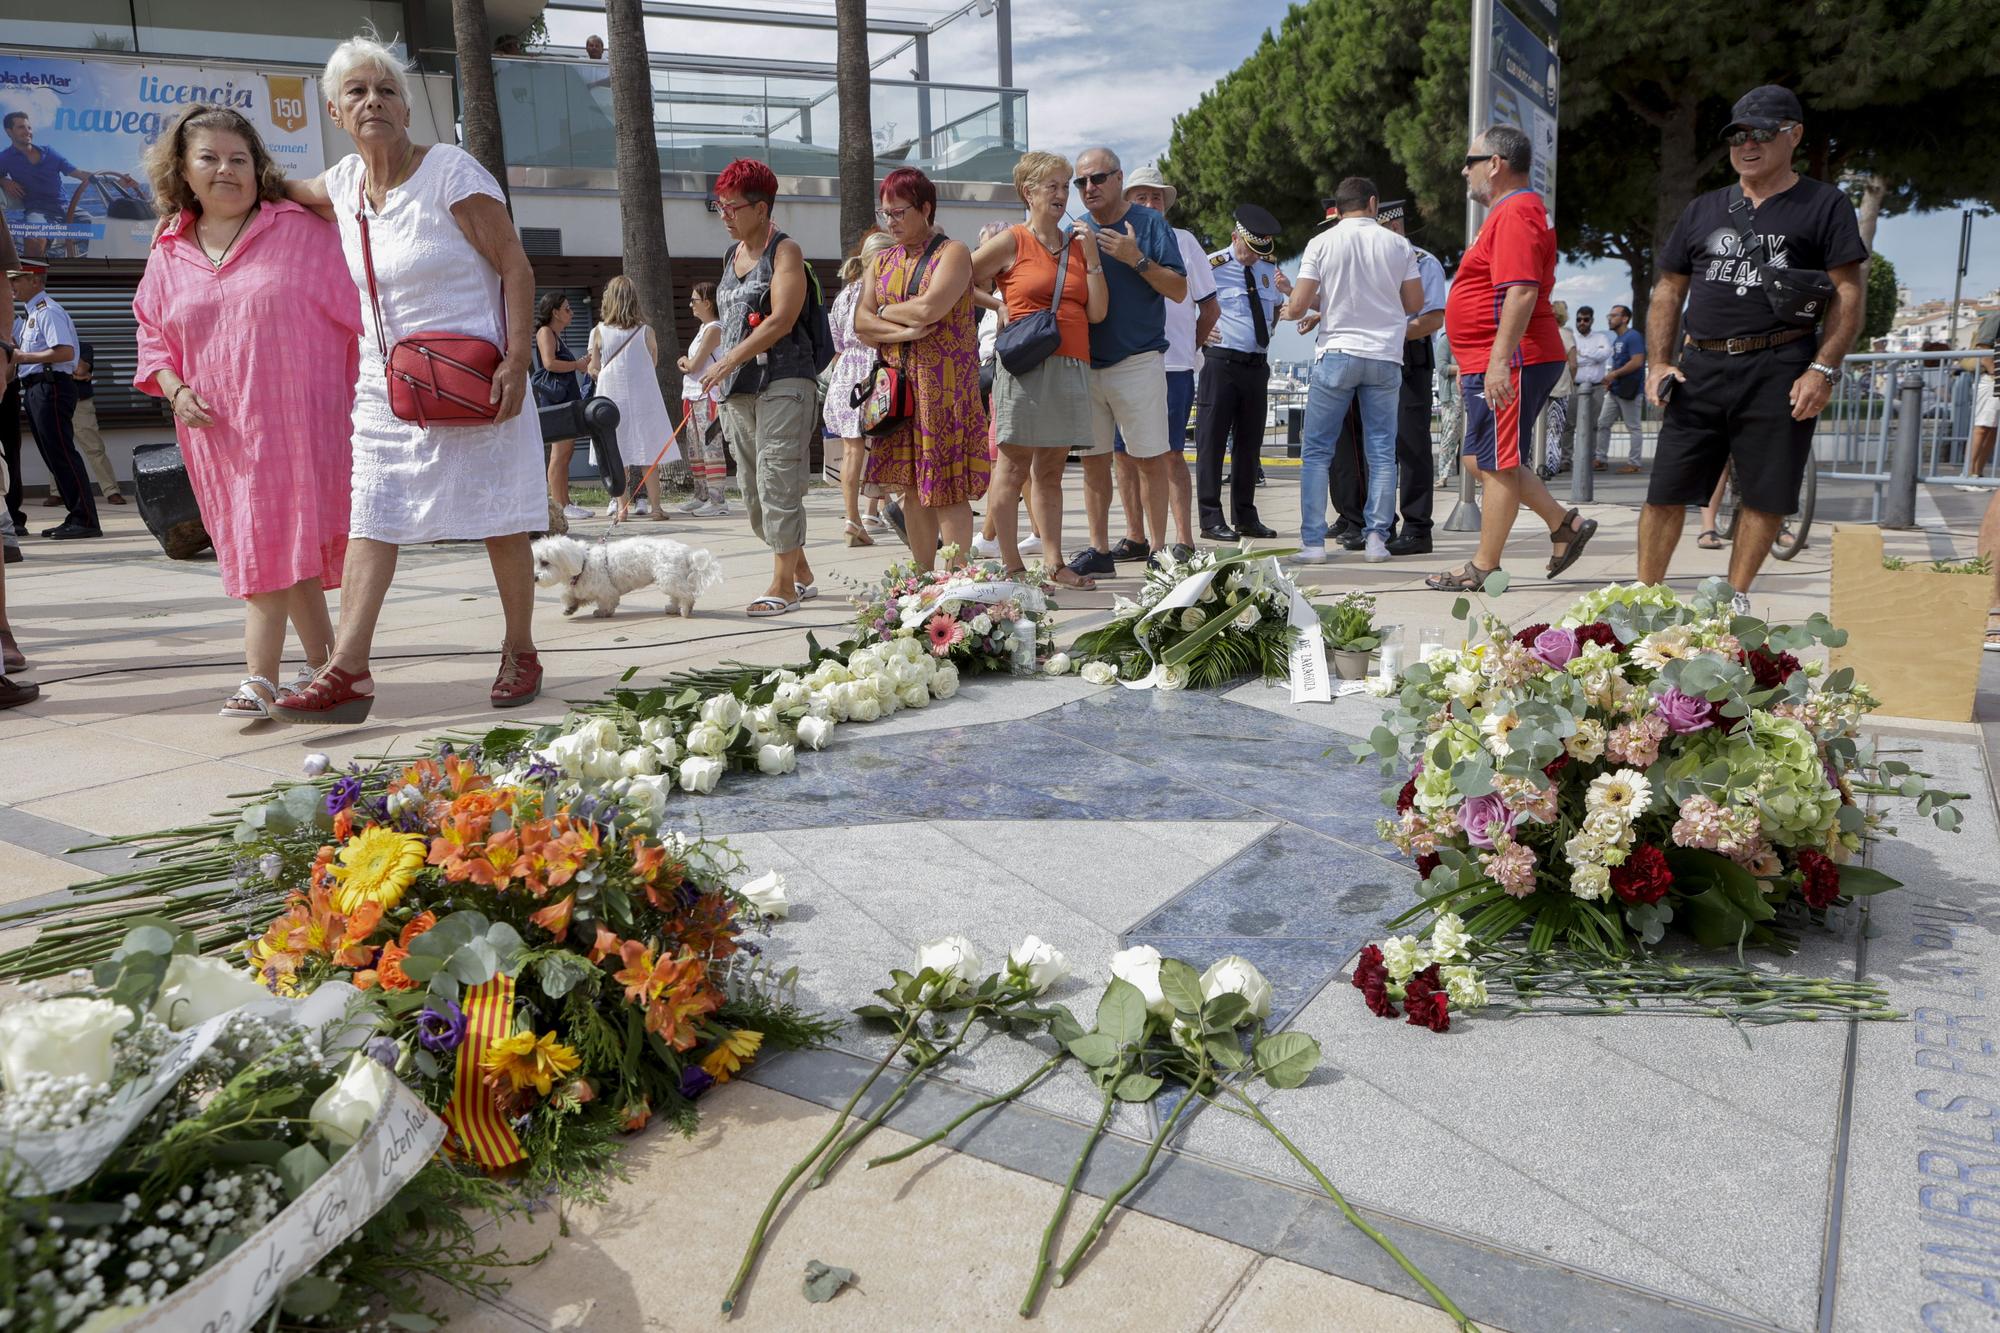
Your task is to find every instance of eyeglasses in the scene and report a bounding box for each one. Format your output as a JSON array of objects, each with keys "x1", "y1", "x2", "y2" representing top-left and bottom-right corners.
[
  {"x1": 1072, "y1": 170, "x2": 1117, "y2": 190},
  {"x1": 876, "y1": 205, "x2": 912, "y2": 224},
  {"x1": 1463, "y1": 153, "x2": 1496, "y2": 169},
  {"x1": 712, "y1": 197, "x2": 762, "y2": 218},
  {"x1": 1724, "y1": 125, "x2": 1790, "y2": 147}
]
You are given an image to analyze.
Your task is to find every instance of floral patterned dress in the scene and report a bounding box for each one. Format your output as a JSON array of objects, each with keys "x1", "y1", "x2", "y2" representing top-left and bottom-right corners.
[
  {"x1": 822, "y1": 282, "x2": 873, "y2": 439},
  {"x1": 862, "y1": 237, "x2": 989, "y2": 507}
]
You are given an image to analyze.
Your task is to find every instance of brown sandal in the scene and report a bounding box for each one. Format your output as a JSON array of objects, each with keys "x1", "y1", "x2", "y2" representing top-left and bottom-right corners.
[
  {"x1": 1052, "y1": 567, "x2": 1097, "y2": 591},
  {"x1": 1546, "y1": 508, "x2": 1599, "y2": 579},
  {"x1": 1696, "y1": 529, "x2": 1724, "y2": 550},
  {"x1": 1425, "y1": 562, "x2": 1494, "y2": 593}
]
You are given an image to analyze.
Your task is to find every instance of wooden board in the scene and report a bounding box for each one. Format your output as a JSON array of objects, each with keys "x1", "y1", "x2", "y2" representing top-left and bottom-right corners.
[{"x1": 1827, "y1": 524, "x2": 1988, "y2": 722}]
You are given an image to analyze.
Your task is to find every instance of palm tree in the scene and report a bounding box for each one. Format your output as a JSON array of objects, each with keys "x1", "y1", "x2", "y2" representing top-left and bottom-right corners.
[
  {"x1": 606, "y1": 0, "x2": 684, "y2": 407},
  {"x1": 836, "y1": 0, "x2": 874, "y2": 252},
  {"x1": 450, "y1": 0, "x2": 510, "y2": 206}
]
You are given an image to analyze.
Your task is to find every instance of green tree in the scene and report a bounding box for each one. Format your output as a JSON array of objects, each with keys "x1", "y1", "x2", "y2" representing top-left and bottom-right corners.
[
  {"x1": 1862, "y1": 252, "x2": 1898, "y2": 347},
  {"x1": 837, "y1": 0, "x2": 876, "y2": 253},
  {"x1": 607, "y1": 0, "x2": 683, "y2": 405},
  {"x1": 450, "y1": 0, "x2": 509, "y2": 208}
]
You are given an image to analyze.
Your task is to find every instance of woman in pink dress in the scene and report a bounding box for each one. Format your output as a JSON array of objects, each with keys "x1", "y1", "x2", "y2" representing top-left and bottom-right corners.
[{"x1": 133, "y1": 105, "x2": 360, "y2": 719}]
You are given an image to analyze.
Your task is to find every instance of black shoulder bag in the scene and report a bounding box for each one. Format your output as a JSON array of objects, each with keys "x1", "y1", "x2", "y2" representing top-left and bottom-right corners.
[
  {"x1": 1726, "y1": 186, "x2": 1837, "y2": 329},
  {"x1": 994, "y1": 225, "x2": 1073, "y2": 376}
]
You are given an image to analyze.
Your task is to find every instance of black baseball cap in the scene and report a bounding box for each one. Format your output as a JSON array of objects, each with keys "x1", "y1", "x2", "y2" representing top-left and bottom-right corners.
[{"x1": 1723, "y1": 84, "x2": 1804, "y2": 136}]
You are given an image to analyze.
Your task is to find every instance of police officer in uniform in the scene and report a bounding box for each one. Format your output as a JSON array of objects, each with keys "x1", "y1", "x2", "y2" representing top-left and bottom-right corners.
[
  {"x1": 1327, "y1": 200, "x2": 1447, "y2": 555},
  {"x1": 1195, "y1": 204, "x2": 1287, "y2": 541}
]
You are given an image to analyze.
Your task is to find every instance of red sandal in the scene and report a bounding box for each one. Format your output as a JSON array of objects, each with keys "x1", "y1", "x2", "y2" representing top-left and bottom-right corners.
[
  {"x1": 271, "y1": 665, "x2": 375, "y2": 725},
  {"x1": 491, "y1": 649, "x2": 543, "y2": 709}
]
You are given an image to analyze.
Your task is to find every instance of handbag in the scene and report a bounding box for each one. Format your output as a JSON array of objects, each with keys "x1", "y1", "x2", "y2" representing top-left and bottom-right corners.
[
  {"x1": 994, "y1": 225, "x2": 1072, "y2": 376},
  {"x1": 852, "y1": 234, "x2": 948, "y2": 438},
  {"x1": 356, "y1": 176, "x2": 504, "y2": 426},
  {"x1": 1725, "y1": 187, "x2": 1837, "y2": 330}
]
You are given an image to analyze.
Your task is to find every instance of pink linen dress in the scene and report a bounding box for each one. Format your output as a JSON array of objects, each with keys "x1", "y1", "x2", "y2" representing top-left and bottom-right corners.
[{"x1": 133, "y1": 200, "x2": 359, "y2": 598}]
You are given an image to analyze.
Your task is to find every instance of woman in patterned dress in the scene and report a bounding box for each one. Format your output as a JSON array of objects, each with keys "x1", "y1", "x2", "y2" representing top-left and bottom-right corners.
[
  {"x1": 855, "y1": 167, "x2": 988, "y2": 569},
  {"x1": 824, "y1": 228, "x2": 894, "y2": 545}
]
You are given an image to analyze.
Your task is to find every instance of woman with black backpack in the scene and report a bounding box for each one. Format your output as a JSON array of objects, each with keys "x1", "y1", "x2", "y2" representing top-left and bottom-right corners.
[{"x1": 532, "y1": 291, "x2": 592, "y2": 521}]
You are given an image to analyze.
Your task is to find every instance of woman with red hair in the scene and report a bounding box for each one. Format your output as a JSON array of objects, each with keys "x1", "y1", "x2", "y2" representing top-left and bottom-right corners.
[
  {"x1": 854, "y1": 166, "x2": 988, "y2": 567},
  {"x1": 698, "y1": 158, "x2": 818, "y2": 615}
]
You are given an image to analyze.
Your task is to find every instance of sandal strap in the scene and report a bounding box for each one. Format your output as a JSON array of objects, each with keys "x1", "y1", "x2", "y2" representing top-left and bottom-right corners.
[
  {"x1": 495, "y1": 650, "x2": 540, "y2": 691},
  {"x1": 237, "y1": 676, "x2": 279, "y2": 700},
  {"x1": 286, "y1": 665, "x2": 370, "y2": 708}
]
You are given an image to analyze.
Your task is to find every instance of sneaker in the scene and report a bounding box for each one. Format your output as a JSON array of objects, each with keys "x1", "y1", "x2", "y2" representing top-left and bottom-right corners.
[
  {"x1": 603, "y1": 500, "x2": 618, "y2": 517},
  {"x1": 1292, "y1": 546, "x2": 1332, "y2": 565},
  {"x1": 694, "y1": 499, "x2": 727, "y2": 517},
  {"x1": 1730, "y1": 591, "x2": 1752, "y2": 618},
  {"x1": 634, "y1": 498, "x2": 650, "y2": 516},
  {"x1": 678, "y1": 495, "x2": 707, "y2": 514},
  {"x1": 1067, "y1": 546, "x2": 1117, "y2": 577},
  {"x1": 971, "y1": 533, "x2": 1002, "y2": 559},
  {"x1": 1019, "y1": 533, "x2": 1043, "y2": 555},
  {"x1": 1364, "y1": 533, "x2": 1391, "y2": 563},
  {"x1": 563, "y1": 504, "x2": 593, "y2": 520}
]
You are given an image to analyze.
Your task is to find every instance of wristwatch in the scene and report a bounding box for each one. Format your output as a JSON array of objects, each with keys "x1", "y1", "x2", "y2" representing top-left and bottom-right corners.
[
  {"x1": 1133, "y1": 256, "x2": 1152, "y2": 274},
  {"x1": 1808, "y1": 361, "x2": 1840, "y2": 384}
]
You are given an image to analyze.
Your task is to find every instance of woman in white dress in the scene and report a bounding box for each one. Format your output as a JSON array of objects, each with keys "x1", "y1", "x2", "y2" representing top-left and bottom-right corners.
[
  {"x1": 272, "y1": 35, "x2": 546, "y2": 723},
  {"x1": 587, "y1": 276, "x2": 675, "y2": 523}
]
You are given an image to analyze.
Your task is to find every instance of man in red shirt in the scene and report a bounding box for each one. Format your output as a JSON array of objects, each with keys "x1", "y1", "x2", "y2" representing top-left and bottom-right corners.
[{"x1": 1428, "y1": 125, "x2": 1597, "y2": 592}]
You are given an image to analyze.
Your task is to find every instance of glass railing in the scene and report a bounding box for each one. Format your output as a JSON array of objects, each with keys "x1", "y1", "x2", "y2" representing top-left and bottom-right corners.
[{"x1": 494, "y1": 56, "x2": 1026, "y2": 185}]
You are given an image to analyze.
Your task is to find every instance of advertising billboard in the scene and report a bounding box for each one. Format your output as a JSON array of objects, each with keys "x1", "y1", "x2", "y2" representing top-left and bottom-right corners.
[
  {"x1": 0, "y1": 54, "x2": 323, "y2": 261},
  {"x1": 1490, "y1": 3, "x2": 1558, "y2": 224}
]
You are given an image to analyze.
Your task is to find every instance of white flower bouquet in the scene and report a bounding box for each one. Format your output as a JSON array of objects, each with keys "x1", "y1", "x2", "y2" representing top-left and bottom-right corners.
[
  {"x1": 850, "y1": 555, "x2": 1057, "y2": 674},
  {"x1": 1071, "y1": 546, "x2": 1309, "y2": 689}
]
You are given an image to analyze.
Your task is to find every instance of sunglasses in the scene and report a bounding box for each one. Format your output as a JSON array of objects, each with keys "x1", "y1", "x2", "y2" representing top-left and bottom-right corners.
[
  {"x1": 1463, "y1": 153, "x2": 1496, "y2": 169},
  {"x1": 1072, "y1": 170, "x2": 1117, "y2": 190},
  {"x1": 1724, "y1": 125, "x2": 1788, "y2": 147}
]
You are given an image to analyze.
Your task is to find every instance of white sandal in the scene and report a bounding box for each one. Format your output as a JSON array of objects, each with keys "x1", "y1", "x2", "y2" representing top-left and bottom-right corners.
[{"x1": 221, "y1": 676, "x2": 280, "y2": 719}]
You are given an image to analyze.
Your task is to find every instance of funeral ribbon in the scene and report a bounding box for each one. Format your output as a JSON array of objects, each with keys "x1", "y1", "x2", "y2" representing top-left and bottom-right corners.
[
  {"x1": 441, "y1": 972, "x2": 527, "y2": 1169},
  {"x1": 1121, "y1": 556, "x2": 1331, "y2": 704}
]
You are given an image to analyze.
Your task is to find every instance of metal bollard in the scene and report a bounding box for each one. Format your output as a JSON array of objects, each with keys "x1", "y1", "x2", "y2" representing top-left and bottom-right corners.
[
  {"x1": 1441, "y1": 464, "x2": 1481, "y2": 531},
  {"x1": 1882, "y1": 373, "x2": 1923, "y2": 529},
  {"x1": 1569, "y1": 402, "x2": 1594, "y2": 504}
]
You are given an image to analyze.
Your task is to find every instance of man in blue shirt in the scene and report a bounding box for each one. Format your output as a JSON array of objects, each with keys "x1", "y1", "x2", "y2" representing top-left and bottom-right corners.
[
  {"x1": 1195, "y1": 204, "x2": 1288, "y2": 542},
  {"x1": 1067, "y1": 147, "x2": 1187, "y2": 578},
  {"x1": 1595, "y1": 304, "x2": 1647, "y2": 471},
  {"x1": 10, "y1": 260, "x2": 98, "y2": 537},
  {"x1": 0, "y1": 114, "x2": 95, "y2": 261}
]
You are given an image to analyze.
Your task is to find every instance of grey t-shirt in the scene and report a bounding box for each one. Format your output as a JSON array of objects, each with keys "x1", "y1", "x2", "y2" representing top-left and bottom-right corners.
[{"x1": 716, "y1": 229, "x2": 817, "y2": 396}]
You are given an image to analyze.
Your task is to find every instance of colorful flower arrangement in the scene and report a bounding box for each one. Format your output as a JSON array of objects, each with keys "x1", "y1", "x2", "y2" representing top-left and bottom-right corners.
[
  {"x1": 1356, "y1": 579, "x2": 1965, "y2": 961},
  {"x1": 0, "y1": 935, "x2": 515, "y2": 1331},
  {"x1": 849, "y1": 556, "x2": 1056, "y2": 675},
  {"x1": 1071, "y1": 546, "x2": 1311, "y2": 689}
]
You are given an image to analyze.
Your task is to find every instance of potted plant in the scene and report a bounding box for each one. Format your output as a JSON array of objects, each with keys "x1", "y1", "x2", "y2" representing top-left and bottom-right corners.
[{"x1": 1318, "y1": 592, "x2": 1380, "y2": 679}]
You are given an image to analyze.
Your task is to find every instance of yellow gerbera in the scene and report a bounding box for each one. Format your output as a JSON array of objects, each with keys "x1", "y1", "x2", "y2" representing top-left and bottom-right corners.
[
  {"x1": 699, "y1": 1028, "x2": 765, "y2": 1084},
  {"x1": 483, "y1": 1029, "x2": 582, "y2": 1097},
  {"x1": 329, "y1": 826, "x2": 429, "y2": 916}
]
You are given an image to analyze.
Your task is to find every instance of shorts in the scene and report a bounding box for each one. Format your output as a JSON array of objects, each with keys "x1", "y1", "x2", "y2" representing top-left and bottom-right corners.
[
  {"x1": 993, "y1": 353, "x2": 1094, "y2": 449},
  {"x1": 1976, "y1": 373, "x2": 1998, "y2": 430},
  {"x1": 1089, "y1": 350, "x2": 1169, "y2": 459},
  {"x1": 1646, "y1": 344, "x2": 1816, "y2": 516},
  {"x1": 1459, "y1": 360, "x2": 1562, "y2": 471}
]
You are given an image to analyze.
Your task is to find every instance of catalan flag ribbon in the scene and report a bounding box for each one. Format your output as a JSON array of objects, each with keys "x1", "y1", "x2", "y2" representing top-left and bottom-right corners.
[{"x1": 442, "y1": 974, "x2": 527, "y2": 1170}]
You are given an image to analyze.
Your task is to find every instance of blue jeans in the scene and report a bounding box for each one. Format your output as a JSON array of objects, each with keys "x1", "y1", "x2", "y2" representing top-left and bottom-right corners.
[{"x1": 1300, "y1": 351, "x2": 1400, "y2": 545}]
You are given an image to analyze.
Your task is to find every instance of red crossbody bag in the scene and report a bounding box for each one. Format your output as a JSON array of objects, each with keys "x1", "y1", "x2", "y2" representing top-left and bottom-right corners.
[{"x1": 356, "y1": 175, "x2": 504, "y2": 427}]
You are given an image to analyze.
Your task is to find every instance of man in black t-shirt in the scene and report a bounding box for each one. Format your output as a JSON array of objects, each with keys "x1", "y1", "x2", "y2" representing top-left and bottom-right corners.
[{"x1": 1637, "y1": 85, "x2": 1867, "y2": 612}]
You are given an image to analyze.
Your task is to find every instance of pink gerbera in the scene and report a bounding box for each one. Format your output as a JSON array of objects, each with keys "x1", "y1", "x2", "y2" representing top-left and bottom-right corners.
[{"x1": 926, "y1": 613, "x2": 959, "y2": 655}]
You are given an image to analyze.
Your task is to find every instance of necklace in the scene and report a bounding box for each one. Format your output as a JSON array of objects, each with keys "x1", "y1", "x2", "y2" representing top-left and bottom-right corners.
[{"x1": 197, "y1": 207, "x2": 254, "y2": 269}]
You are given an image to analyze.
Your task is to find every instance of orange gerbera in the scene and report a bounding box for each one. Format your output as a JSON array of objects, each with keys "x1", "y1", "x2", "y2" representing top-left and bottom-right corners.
[
  {"x1": 356, "y1": 940, "x2": 417, "y2": 991},
  {"x1": 399, "y1": 911, "x2": 438, "y2": 948},
  {"x1": 527, "y1": 894, "x2": 575, "y2": 938}
]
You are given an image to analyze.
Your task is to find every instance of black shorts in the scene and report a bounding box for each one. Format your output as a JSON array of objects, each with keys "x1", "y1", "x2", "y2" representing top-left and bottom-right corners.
[{"x1": 1646, "y1": 343, "x2": 1817, "y2": 516}]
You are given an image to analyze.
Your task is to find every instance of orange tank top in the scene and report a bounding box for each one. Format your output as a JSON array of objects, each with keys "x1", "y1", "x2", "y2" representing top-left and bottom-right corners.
[{"x1": 999, "y1": 224, "x2": 1091, "y2": 365}]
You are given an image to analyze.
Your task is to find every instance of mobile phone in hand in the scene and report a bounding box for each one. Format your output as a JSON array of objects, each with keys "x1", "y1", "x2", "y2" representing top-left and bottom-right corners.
[{"x1": 1657, "y1": 376, "x2": 1677, "y2": 405}]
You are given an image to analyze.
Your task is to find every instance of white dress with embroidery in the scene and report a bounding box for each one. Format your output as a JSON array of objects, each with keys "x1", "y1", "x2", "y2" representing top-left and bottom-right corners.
[{"x1": 326, "y1": 145, "x2": 545, "y2": 544}]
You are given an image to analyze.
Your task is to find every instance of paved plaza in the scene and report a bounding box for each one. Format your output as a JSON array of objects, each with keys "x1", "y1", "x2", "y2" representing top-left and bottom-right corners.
[{"x1": 2, "y1": 465, "x2": 1995, "y2": 1331}]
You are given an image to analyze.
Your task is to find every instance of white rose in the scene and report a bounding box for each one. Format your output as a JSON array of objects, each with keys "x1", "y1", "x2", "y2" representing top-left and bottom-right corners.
[
  {"x1": 746, "y1": 703, "x2": 779, "y2": 733},
  {"x1": 971, "y1": 613, "x2": 994, "y2": 635},
  {"x1": 1080, "y1": 661, "x2": 1117, "y2": 685},
  {"x1": 913, "y1": 935, "x2": 983, "y2": 1001},
  {"x1": 153, "y1": 954, "x2": 270, "y2": 1031},
  {"x1": 893, "y1": 636, "x2": 925, "y2": 663},
  {"x1": 897, "y1": 682, "x2": 931, "y2": 710},
  {"x1": 650, "y1": 735, "x2": 681, "y2": 768},
  {"x1": 620, "y1": 746, "x2": 660, "y2": 777},
  {"x1": 738, "y1": 870, "x2": 790, "y2": 920},
  {"x1": 0, "y1": 997, "x2": 133, "y2": 1092},
  {"x1": 309, "y1": 1053, "x2": 395, "y2": 1148},
  {"x1": 1198, "y1": 955, "x2": 1273, "y2": 1022},
  {"x1": 1159, "y1": 664, "x2": 1190, "y2": 691},
  {"x1": 1005, "y1": 935, "x2": 1070, "y2": 995},
  {"x1": 796, "y1": 715, "x2": 835, "y2": 750},
  {"x1": 541, "y1": 731, "x2": 596, "y2": 778},
  {"x1": 301, "y1": 752, "x2": 330, "y2": 777},
  {"x1": 699, "y1": 693, "x2": 745, "y2": 730},
  {"x1": 1236, "y1": 603, "x2": 1263, "y2": 629},
  {"x1": 756, "y1": 743, "x2": 797, "y2": 775},
  {"x1": 1044, "y1": 653, "x2": 1072, "y2": 676},
  {"x1": 639, "y1": 716, "x2": 675, "y2": 744},
  {"x1": 685, "y1": 721, "x2": 731, "y2": 758},
  {"x1": 1443, "y1": 670, "x2": 1481, "y2": 706},
  {"x1": 678, "y1": 755, "x2": 725, "y2": 794},
  {"x1": 624, "y1": 775, "x2": 671, "y2": 821},
  {"x1": 1168, "y1": 1016, "x2": 1204, "y2": 1056},
  {"x1": 773, "y1": 680, "x2": 810, "y2": 714},
  {"x1": 1108, "y1": 944, "x2": 1172, "y2": 1018},
  {"x1": 577, "y1": 717, "x2": 621, "y2": 751},
  {"x1": 930, "y1": 662, "x2": 960, "y2": 699},
  {"x1": 875, "y1": 678, "x2": 905, "y2": 715},
  {"x1": 1180, "y1": 607, "x2": 1208, "y2": 631},
  {"x1": 848, "y1": 693, "x2": 882, "y2": 723}
]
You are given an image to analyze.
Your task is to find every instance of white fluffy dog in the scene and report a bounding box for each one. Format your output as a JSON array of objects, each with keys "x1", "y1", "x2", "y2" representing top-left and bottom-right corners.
[{"x1": 532, "y1": 534, "x2": 724, "y2": 618}]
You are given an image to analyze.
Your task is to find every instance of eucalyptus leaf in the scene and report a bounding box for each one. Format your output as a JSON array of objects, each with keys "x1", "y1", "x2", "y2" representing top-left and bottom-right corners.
[
  {"x1": 280, "y1": 1276, "x2": 345, "y2": 1318},
  {"x1": 276, "y1": 1143, "x2": 330, "y2": 1200},
  {"x1": 803, "y1": 1260, "x2": 856, "y2": 1303},
  {"x1": 535, "y1": 952, "x2": 594, "y2": 999}
]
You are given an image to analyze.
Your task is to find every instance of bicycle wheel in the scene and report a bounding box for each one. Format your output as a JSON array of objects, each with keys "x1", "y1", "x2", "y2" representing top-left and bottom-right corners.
[
  {"x1": 1717, "y1": 468, "x2": 1742, "y2": 542},
  {"x1": 1771, "y1": 459, "x2": 1814, "y2": 561}
]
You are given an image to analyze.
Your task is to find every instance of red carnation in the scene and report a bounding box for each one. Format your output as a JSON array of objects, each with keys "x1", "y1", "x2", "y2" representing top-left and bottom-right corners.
[
  {"x1": 1512, "y1": 623, "x2": 1551, "y2": 649},
  {"x1": 1403, "y1": 971, "x2": 1451, "y2": 1032},
  {"x1": 1543, "y1": 753, "x2": 1571, "y2": 780},
  {"x1": 1415, "y1": 852, "x2": 1441, "y2": 880},
  {"x1": 1350, "y1": 945, "x2": 1386, "y2": 990},
  {"x1": 1574, "y1": 621, "x2": 1625, "y2": 652},
  {"x1": 1363, "y1": 975, "x2": 1398, "y2": 1018},
  {"x1": 1796, "y1": 849, "x2": 1841, "y2": 909},
  {"x1": 1351, "y1": 945, "x2": 1398, "y2": 1018},
  {"x1": 1739, "y1": 646, "x2": 1802, "y2": 691},
  {"x1": 1396, "y1": 777, "x2": 1418, "y2": 813},
  {"x1": 1610, "y1": 843, "x2": 1674, "y2": 906}
]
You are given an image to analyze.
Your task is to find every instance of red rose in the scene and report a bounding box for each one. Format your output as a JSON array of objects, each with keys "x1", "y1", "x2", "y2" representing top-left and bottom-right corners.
[
  {"x1": 1396, "y1": 777, "x2": 1418, "y2": 813},
  {"x1": 1403, "y1": 985, "x2": 1451, "y2": 1032},
  {"x1": 1610, "y1": 843, "x2": 1674, "y2": 906},
  {"x1": 1739, "y1": 647, "x2": 1802, "y2": 691},
  {"x1": 1512, "y1": 623, "x2": 1551, "y2": 649},
  {"x1": 1796, "y1": 849, "x2": 1841, "y2": 909},
  {"x1": 1415, "y1": 852, "x2": 1441, "y2": 880},
  {"x1": 1574, "y1": 621, "x2": 1625, "y2": 652}
]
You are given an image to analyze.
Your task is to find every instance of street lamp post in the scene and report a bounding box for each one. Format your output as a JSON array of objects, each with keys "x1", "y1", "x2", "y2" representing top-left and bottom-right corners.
[{"x1": 1443, "y1": 0, "x2": 1494, "y2": 534}]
